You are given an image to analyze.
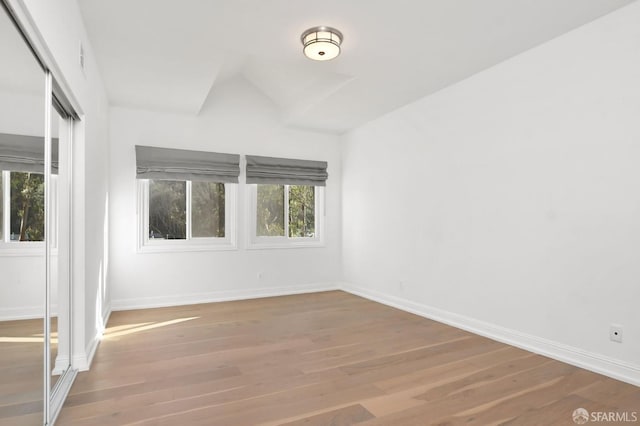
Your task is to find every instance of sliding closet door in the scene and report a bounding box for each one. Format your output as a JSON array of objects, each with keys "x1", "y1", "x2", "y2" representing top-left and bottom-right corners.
[
  {"x1": 0, "y1": 3, "x2": 47, "y2": 424},
  {"x1": 49, "y1": 97, "x2": 72, "y2": 400},
  {"x1": 1, "y1": 1, "x2": 79, "y2": 423}
]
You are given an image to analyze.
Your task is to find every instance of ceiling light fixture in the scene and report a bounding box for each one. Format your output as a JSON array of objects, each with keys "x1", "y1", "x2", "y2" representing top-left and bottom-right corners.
[{"x1": 301, "y1": 26, "x2": 343, "y2": 61}]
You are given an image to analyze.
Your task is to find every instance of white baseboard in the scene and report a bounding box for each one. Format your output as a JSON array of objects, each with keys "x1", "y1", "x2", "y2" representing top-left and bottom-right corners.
[
  {"x1": 0, "y1": 305, "x2": 43, "y2": 321},
  {"x1": 0, "y1": 304, "x2": 59, "y2": 321},
  {"x1": 73, "y1": 332, "x2": 98, "y2": 372},
  {"x1": 52, "y1": 356, "x2": 70, "y2": 375},
  {"x1": 72, "y1": 304, "x2": 111, "y2": 371},
  {"x1": 111, "y1": 282, "x2": 340, "y2": 311},
  {"x1": 339, "y1": 282, "x2": 640, "y2": 387}
]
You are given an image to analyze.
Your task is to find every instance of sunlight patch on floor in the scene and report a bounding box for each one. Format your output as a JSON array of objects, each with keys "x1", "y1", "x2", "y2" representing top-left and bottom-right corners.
[{"x1": 102, "y1": 317, "x2": 200, "y2": 339}]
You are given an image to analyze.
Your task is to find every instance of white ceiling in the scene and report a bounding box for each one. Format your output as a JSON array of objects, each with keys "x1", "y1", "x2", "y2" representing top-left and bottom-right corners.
[{"x1": 78, "y1": 0, "x2": 634, "y2": 134}]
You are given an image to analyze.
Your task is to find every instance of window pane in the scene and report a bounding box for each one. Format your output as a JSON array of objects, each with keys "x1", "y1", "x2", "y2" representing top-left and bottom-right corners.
[
  {"x1": 256, "y1": 184, "x2": 284, "y2": 237},
  {"x1": 10, "y1": 172, "x2": 45, "y2": 241},
  {"x1": 192, "y1": 181, "x2": 225, "y2": 238},
  {"x1": 149, "y1": 180, "x2": 186, "y2": 240},
  {"x1": 289, "y1": 185, "x2": 315, "y2": 238}
]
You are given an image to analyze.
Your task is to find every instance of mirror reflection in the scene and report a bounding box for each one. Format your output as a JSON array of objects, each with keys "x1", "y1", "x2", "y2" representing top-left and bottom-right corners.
[
  {"x1": 0, "y1": 3, "x2": 46, "y2": 424},
  {"x1": 51, "y1": 105, "x2": 72, "y2": 393}
]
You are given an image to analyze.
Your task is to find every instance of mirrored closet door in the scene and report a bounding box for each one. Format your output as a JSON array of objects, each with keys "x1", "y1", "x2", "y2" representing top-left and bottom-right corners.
[
  {"x1": 49, "y1": 91, "x2": 74, "y2": 409},
  {"x1": 0, "y1": 4, "x2": 47, "y2": 424},
  {"x1": 0, "y1": 2, "x2": 76, "y2": 424}
]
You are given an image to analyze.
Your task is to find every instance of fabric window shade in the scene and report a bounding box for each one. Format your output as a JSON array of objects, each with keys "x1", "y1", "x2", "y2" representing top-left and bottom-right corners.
[
  {"x1": 0, "y1": 133, "x2": 59, "y2": 174},
  {"x1": 135, "y1": 145, "x2": 240, "y2": 183},
  {"x1": 245, "y1": 155, "x2": 328, "y2": 186}
]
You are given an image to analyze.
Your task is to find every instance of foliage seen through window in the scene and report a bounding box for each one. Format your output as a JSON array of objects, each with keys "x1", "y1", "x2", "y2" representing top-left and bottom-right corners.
[
  {"x1": 148, "y1": 179, "x2": 226, "y2": 241},
  {"x1": 192, "y1": 181, "x2": 225, "y2": 238},
  {"x1": 9, "y1": 172, "x2": 45, "y2": 241},
  {"x1": 256, "y1": 184, "x2": 316, "y2": 239},
  {"x1": 149, "y1": 180, "x2": 186, "y2": 240}
]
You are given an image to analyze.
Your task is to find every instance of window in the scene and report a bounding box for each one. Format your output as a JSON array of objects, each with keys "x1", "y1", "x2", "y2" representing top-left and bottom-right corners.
[
  {"x1": 245, "y1": 154, "x2": 327, "y2": 248},
  {"x1": 135, "y1": 145, "x2": 240, "y2": 251},
  {"x1": 250, "y1": 184, "x2": 323, "y2": 248},
  {"x1": 138, "y1": 179, "x2": 236, "y2": 252},
  {"x1": 0, "y1": 132, "x2": 60, "y2": 253},
  {"x1": 256, "y1": 184, "x2": 317, "y2": 238},
  {"x1": 1, "y1": 170, "x2": 46, "y2": 243}
]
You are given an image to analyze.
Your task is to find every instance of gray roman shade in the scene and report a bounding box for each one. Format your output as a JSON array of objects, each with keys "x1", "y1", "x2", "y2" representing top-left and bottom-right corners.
[
  {"x1": 0, "y1": 133, "x2": 59, "y2": 174},
  {"x1": 245, "y1": 155, "x2": 328, "y2": 186},
  {"x1": 135, "y1": 145, "x2": 240, "y2": 183}
]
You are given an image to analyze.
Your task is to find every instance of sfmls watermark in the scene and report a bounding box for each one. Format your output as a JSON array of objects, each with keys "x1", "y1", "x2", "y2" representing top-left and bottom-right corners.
[{"x1": 573, "y1": 408, "x2": 638, "y2": 424}]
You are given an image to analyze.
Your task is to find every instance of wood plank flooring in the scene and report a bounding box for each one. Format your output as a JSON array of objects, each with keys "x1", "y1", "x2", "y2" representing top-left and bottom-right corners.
[
  {"x1": 0, "y1": 318, "x2": 44, "y2": 426},
  {"x1": 45, "y1": 291, "x2": 639, "y2": 425}
]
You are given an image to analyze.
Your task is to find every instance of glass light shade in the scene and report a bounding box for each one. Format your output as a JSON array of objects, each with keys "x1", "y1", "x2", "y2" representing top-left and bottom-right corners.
[
  {"x1": 301, "y1": 26, "x2": 343, "y2": 61},
  {"x1": 303, "y1": 41, "x2": 340, "y2": 61}
]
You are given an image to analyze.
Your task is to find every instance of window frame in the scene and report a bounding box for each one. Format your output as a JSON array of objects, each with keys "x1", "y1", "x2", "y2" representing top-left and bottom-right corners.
[
  {"x1": 0, "y1": 170, "x2": 57, "y2": 256},
  {"x1": 247, "y1": 183, "x2": 325, "y2": 249},
  {"x1": 137, "y1": 179, "x2": 237, "y2": 253}
]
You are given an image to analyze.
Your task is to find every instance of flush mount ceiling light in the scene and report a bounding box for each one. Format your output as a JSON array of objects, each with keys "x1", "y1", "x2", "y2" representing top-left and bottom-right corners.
[{"x1": 301, "y1": 26, "x2": 343, "y2": 61}]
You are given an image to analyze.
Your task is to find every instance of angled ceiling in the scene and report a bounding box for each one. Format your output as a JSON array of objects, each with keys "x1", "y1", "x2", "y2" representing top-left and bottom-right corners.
[{"x1": 78, "y1": 0, "x2": 634, "y2": 134}]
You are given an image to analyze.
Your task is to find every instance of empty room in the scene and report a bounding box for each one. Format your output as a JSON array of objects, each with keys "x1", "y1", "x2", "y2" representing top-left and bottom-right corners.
[{"x1": 1, "y1": 0, "x2": 639, "y2": 425}]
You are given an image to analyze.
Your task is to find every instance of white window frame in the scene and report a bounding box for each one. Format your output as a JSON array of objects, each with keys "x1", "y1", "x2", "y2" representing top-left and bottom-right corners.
[
  {"x1": 247, "y1": 184, "x2": 325, "y2": 249},
  {"x1": 0, "y1": 170, "x2": 57, "y2": 256},
  {"x1": 137, "y1": 179, "x2": 237, "y2": 253}
]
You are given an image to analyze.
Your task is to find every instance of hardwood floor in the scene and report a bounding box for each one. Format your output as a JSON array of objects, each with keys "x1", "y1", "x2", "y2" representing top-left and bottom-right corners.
[
  {"x1": 0, "y1": 318, "x2": 43, "y2": 426},
  {"x1": 50, "y1": 291, "x2": 638, "y2": 425}
]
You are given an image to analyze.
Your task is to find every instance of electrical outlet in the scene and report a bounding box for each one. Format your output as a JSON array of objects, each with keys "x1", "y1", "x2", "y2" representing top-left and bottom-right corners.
[{"x1": 610, "y1": 324, "x2": 623, "y2": 343}]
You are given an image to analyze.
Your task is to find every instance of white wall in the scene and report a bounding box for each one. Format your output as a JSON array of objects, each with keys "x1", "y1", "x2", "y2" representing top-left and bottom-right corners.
[
  {"x1": 14, "y1": 0, "x2": 111, "y2": 368},
  {"x1": 109, "y1": 76, "x2": 342, "y2": 308},
  {"x1": 342, "y1": 2, "x2": 640, "y2": 384}
]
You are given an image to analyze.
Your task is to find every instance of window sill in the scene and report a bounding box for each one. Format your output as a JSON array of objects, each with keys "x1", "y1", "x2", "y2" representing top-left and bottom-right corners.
[
  {"x1": 137, "y1": 240, "x2": 237, "y2": 254},
  {"x1": 247, "y1": 239, "x2": 324, "y2": 250},
  {"x1": 0, "y1": 243, "x2": 58, "y2": 257}
]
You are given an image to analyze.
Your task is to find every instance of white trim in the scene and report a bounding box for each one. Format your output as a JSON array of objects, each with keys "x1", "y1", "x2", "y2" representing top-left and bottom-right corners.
[
  {"x1": 339, "y1": 282, "x2": 640, "y2": 387},
  {"x1": 52, "y1": 356, "x2": 70, "y2": 375},
  {"x1": 186, "y1": 180, "x2": 192, "y2": 240},
  {"x1": 0, "y1": 244, "x2": 58, "y2": 257},
  {"x1": 245, "y1": 240, "x2": 325, "y2": 250},
  {"x1": 72, "y1": 304, "x2": 110, "y2": 371},
  {"x1": 44, "y1": 69, "x2": 53, "y2": 421},
  {"x1": 0, "y1": 305, "x2": 44, "y2": 321},
  {"x1": 1, "y1": 170, "x2": 8, "y2": 239},
  {"x1": 111, "y1": 282, "x2": 339, "y2": 311},
  {"x1": 0, "y1": 243, "x2": 45, "y2": 256}
]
